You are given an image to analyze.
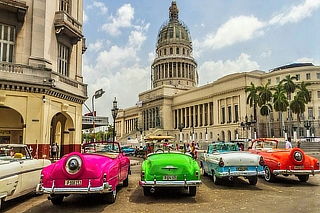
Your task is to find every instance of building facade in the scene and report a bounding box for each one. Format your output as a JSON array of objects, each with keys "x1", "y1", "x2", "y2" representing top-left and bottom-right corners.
[
  {"x1": 0, "y1": 0, "x2": 87, "y2": 158},
  {"x1": 116, "y1": 1, "x2": 320, "y2": 143}
]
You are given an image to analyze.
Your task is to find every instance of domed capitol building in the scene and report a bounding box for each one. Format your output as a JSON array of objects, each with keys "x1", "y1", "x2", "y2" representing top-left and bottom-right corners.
[{"x1": 116, "y1": 1, "x2": 320, "y2": 143}]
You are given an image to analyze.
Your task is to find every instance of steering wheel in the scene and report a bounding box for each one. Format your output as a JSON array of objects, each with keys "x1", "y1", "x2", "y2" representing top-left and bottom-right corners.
[{"x1": 155, "y1": 149, "x2": 164, "y2": 153}]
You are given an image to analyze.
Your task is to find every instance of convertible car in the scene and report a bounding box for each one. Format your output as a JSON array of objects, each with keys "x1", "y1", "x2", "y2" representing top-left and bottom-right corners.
[
  {"x1": 37, "y1": 142, "x2": 130, "y2": 205},
  {"x1": 0, "y1": 144, "x2": 51, "y2": 209},
  {"x1": 199, "y1": 142, "x2": 265, "y2": 185},
  {"x1": 249, "y1": 138, "x2": 320, "y2": 182},
  {"x1": 139, "y1": 136, "x2": 201, "y2": 196}
]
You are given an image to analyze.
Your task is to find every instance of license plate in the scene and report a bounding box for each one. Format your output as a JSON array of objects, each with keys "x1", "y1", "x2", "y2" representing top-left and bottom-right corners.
[
  {"x1": 294, "y1": 166, "x2": 304, "y2": 170},
  {"x1": 65, "y1": 180, "x2": 82, "y2": 186},
  {"x1": 237, "y1": 167, "x2": 247, "y2": 171},
  {"x1": 163, "y1": 175, "x2": 177, "y2": 180}
]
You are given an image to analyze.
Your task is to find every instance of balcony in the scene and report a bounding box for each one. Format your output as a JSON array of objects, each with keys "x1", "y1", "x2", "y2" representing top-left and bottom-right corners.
[
  {"x1": 0, "y1": 62, "x2": 87, "y2": 100},
  {"x1": 0, "y1": 0, "x2": 28, "y2": 22},
  {"x1": 54, "y1": 11, "x2": 83, "y2": 44}
]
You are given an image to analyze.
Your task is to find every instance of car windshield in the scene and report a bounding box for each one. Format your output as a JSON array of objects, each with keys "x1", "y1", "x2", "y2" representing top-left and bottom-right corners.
[
  {"x1": 84, "y1": 143, "x2": 120, "y2": 154},
  {"x1": 0, "y1": 146, "x2": 31, "y2": 161},
  {"x1": 208, "y1": 143, "x2": 238, "y2": 153},
  {"x1": 253, "y1": 141, "x2": 277, "y2": 149}
]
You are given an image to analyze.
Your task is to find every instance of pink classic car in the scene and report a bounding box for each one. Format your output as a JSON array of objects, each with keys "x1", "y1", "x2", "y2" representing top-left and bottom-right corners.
[{"x1": 36, "y1": 142, "x2": 130, "y2": 205}]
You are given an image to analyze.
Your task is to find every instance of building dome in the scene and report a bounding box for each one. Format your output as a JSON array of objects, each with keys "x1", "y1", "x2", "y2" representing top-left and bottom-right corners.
[{"x1": 151, "y1": 1, "x2": 198, "y2": 89}]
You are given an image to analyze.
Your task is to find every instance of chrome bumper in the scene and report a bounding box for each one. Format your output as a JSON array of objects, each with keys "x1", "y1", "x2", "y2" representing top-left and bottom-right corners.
[
  {"x1": 217, "y1": 170, "x2": 265, "y2": 177},
  {"x1": 36, "y1": 182, "x2": 112, "y2": 194},
  {"x1": 273, "y1": 169, "x2": 320, "y2": 175},
  {"x1": 139, "y1": 180, "x2": 201, "y2": 187}
]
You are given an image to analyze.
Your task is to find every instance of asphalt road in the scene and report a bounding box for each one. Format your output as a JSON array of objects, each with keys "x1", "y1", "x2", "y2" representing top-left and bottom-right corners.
[{"x1": 2, "y1": 156, "x2": 320, "y2": 213}]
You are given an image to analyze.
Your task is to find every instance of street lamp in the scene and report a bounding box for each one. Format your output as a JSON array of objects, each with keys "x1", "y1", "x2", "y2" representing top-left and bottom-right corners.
[
  {"x1": 92, "y1": 89, "x2": 105, "y2": 141},
  {"x1": 111, "y1": 97, "x2": 119, "y2": 142},
  {"x1": 192, "y1": 126, "x2": 195, "y2": 142},
  {"x1": 292, "y1": 126, "x2": 298, "y2": 142},
  {"x1": 178, "y1": 123, "x2": 184, "y2": 143},
  {"x1": 205, "y1": 127, "x2": 208, "y2": 142},
  {"x1": 240, "y1": 115, "x2": 256, "y2": 139},
  {"x1": 137, "y1": 127, "x2": 143, "y2": 144},
  {"x1": 304, "y1": 120, "x2": 311, "y2": 138}
]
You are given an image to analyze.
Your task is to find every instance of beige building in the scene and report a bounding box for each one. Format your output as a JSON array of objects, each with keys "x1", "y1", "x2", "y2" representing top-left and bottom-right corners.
[
  {"x1": 0, "y1": 0, "x2": 87, "y2": 158},
  {"x1": 116, "y1": 1, "x2": 320, "y2": 143}
]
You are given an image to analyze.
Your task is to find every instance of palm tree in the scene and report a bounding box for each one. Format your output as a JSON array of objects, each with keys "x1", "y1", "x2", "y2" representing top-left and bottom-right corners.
[
  {"x1": 257, "y1": 82, "x2": 273, "y2": 137},
  {"x1": 245, "y1": 82, "x2": 260, "y2": 121},
  {"x1": 291, "y1": 81, "x2": 312, "y2": 121},
  {"x1": 272, "y1": 84, "x2": 289, "y2": 136},
  {"x1": 280, "y1": 75, "x2": 298, "y2": 100}
]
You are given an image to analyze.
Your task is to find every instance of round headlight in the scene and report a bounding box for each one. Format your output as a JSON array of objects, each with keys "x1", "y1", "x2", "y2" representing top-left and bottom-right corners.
[
  {"x1": 65, "y1": 155, "x2": 82, "y2": 174},
  {"x1": 293, "y1": 151, "x2": 303, "y2": 162}
]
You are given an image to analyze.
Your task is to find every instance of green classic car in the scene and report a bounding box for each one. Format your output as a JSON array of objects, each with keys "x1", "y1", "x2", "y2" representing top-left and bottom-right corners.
[{"x1": 139, "y1": 136, "x2": 201, "y2": 196}]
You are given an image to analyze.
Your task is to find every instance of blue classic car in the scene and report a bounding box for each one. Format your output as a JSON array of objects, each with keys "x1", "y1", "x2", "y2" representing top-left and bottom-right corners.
[
  {"x1": 199, "y1": 143, "x2": 265, "y2": 185},
  {"x1": 121, "y1": 146, "x2": 136, "y2": 156}
]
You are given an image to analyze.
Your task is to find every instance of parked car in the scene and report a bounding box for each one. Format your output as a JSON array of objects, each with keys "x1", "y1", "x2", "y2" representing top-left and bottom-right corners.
[
  {"x1": 121, "y1": 146, "x2": 136, "y2": 156},
  {"x1": 37, "y1": 142, "x2": 130, "y2": 205},
  {"x1": 139, "y1": 136, "x2": 201, "y2": 196},
  {"x1": 199, "y1": 142, "x2": 265, "y2": 185},
  {"x1": 249, "y1": 138, "x2": 320, "y2": 182},
  {"x1": 0, "y1": 144, "x2": 51, "y2": 209}
]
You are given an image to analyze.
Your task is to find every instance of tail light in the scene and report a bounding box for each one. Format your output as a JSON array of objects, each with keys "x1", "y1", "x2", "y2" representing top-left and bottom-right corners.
[
  {"x1": 293, "y1": 151, "x2": 303, "y2": 162},
  {"x1": 65, "y1": 155, "x2": 82, "y2": 175},
  {"x1": 218, "y1": 158, "x2": 224, "y2": 167},
  {"x1": 103, "y1": 173, "x2": 107, "y2": 182},
  {"x1": 317, "y1": 161, "x2": 320, "y2": 168},
  {"x1": 141, "y1": 171, "x2": 145, "y2": 180},
  {"x1": 195, "y1": 171, "x2": 199, "y2": 177},
  {"x1": 259, "y1": 156, "x2": 264, "y2": 166}
]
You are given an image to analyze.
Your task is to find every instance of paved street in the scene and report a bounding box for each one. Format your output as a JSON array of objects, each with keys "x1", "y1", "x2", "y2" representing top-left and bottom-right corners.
[{"x1": 2, "y1": 156, "x2": 320, "y2": 213}]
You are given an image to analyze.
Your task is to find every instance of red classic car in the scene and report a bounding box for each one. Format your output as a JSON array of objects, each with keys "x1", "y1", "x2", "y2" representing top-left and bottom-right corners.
[
  {"x1": 249, "y1": 138, "x2": 320, "y2": 182},
  {"x1": 37, "y1": 142, "x2": 130, "y2": 205}
]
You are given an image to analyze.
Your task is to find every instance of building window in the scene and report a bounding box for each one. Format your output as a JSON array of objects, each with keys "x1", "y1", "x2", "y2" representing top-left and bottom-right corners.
[
  {"x1": 318, "y1": 107, "x2": 320, "y2": 119},
  {"x1": 276, "y1": 77, "x2": 280, "y2": 83},
  {"x1": 59, "y1": 0, "x2": 71, "y2": 14},
  {"x1": 164, "y1": 49, "x2": 167, "y2": 55},
  {"x1": 308, "y1": 107, "x2": 313, "y2": 119},
  {"x1": 268, "y1": 79, "x2": 271, "y2": 84},
  {"x1": 318, "y1": 91, "x2": 320, "y2": 99},
  {"x1": 221, "y1": 107, "x2": 225, "y2": 124},
  {"x1": 234, "y1": 105, "x2": 239, "y2": 122},
  {"x1": 317, "y1": 73, "x2": 320, "y2": 79},
  {"x1": 170, "y1": 48, "x2": 173, "y2": 54},
  {"x1": 183, "y1": 48, "x2": 185, "y2": 55},
  {"x1": 0, "y1": 24, "x2": 15, "y2": 63},
  {"x1": 57, "y1": 43, "x2": 70, "y2": 76},
  {"x1": 176, "y1": 47, "x2": 179, "y2": 54},
  {"x1": 210, "y1": 132, "x2": 213, "y2": 139},
  {"x1": 296, "y1": 74, "x2": 300, "y2": 80},
  {"x1": 306, "y1": 73, "x2": 311, "y2": 80},
  {"x1": 227, "y1": 106, "x2": 232, "y2": 123}
]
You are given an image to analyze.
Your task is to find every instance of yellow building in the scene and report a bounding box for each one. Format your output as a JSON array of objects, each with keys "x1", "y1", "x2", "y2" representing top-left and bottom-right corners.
[
  {"x1": 0, "y1": 0, "x2": 86, "y2": 158},
  {"x1": 116, "y1": 1, "x2": 320, "y2": 143}
]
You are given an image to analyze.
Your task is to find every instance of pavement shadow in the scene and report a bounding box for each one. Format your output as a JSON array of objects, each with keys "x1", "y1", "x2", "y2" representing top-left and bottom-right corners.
[
  {"x1": 129, "y1": 186, "x2": 200, "y2": 204},
  {"x1": 201, "y1": 176, "x2": 263, "y2": 191},
  {"x1": 260, "y1": 175, "x2": 319, "y2": 187},
  {"x1": 2, "y1": 193, "x2": 38, "y2": 212},
  {"x1": 19, "y1": 186, "x2": 126, "y2": 213}
]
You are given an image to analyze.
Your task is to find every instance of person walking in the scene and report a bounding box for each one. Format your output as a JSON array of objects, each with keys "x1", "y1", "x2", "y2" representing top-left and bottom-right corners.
[
  {"x1": 285, "y1": 137, "x2": 292, "y2": 149},
  {"x1": 51, "y1": 143, "x2": 59, "y2": 160}
]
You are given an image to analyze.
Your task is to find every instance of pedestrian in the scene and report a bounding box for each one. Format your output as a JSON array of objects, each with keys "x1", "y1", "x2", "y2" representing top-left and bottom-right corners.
[
  {"x1": 297, "y1": 140, "x2": 301, "y2": 148},
  {"x1": 285, "y1": 137, "x2": 292, "y2": 149},
  {"x1": 51, "y1": 143, "x2": 59, "y2": 160}
]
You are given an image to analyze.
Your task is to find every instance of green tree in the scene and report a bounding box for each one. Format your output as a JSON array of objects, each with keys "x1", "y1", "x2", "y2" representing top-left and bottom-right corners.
[
  {"x1": 245, "y1": 82, "x2": 260, "y2": 121},
  {"x1": 290, "y1": 81, "x2": 312, "y2": 121},
  {"x1": 272, "y1": 84, "x2": 289, "y2": 136},
  {"x1": 257, "y1": 82, "x2": 273, "y2": 137},
  {"x1": 280, "y1": 75, "x2": 298, "y2": 99}
]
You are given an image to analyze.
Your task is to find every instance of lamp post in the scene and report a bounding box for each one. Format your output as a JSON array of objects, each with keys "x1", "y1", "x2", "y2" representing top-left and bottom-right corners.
[
  {"x1": 91, "y1": 89, "x2": 105, "y2": 141},
  {"x1": 111, "y1": 97, "x2": 119, "y2": 143},
  {"x1": 293, "y1": 126, "x2": 298, "y2": 142},
  {"x1": 178, "y1": 123, "x2": 184, "y2": 143},
  {"x1": 205, "y1": 127, "x2": 208, "y2": 142},
  {"x1": 240, "y1": 115, "x2": 256, "y2": 140},
  {"x1": 304, "y1": 120, "x2": 311, "y2": 138},
  {"x1": 283, "y1": 126, "x2": 288, "y2": 141},
  {"x1": 137, "y1": 127, "x2": 143, "y2": 145},
  {"x1": 192, "y1": 126, "x2": 195, "y2": 142}
]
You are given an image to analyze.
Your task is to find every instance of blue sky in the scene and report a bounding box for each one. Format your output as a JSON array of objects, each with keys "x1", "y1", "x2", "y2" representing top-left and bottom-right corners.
[{"x1": 83, "y1": 0, "x2": 320, "y2": 118}]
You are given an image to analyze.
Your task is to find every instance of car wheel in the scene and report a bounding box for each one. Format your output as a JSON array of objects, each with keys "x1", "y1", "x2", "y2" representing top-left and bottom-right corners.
[
  {"x1": 102, "y1": 188, "x2": 117, "y2": 204},
  {"x1": 248, "y1": 176, "x2": 258, "y2": 185},
  {"x1": 123, "y1": 175, "x2": 129, "y2": 187},
  {"x1": 212, "y1": 170, "x2": 221, "y2": 185},
  {"x1": 264, "y1": 166, "x2": 275, "y2": 182},
  {"x1": 188, "y1": 186, "x2": 197, "y2": 196},
  {"x1": 50, "y1": 195, "x2": 64, "y2": 205},
  {"x1": 143, "y1": 187, "x2": 152, "y2": 196},
  {"x1": 297, "y1": 175, "x2": 309, "y2": 182}
]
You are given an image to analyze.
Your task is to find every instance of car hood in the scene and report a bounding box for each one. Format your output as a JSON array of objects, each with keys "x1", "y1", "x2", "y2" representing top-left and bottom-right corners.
[
  {"x1": 208, "y1": 152, "x2": 260, "y2": 166},
  {"x1": 48, "y1": 153, "x2": 116, "y2": 179}
]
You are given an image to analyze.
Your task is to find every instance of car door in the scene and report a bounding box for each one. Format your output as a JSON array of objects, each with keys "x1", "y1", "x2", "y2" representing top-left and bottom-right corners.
[
  {"x1": 119, "y1": 154, "x2": 129, "y2": 181},
  {"x1": 0, "y1": 161, "x2": 22, "y2": 201}
]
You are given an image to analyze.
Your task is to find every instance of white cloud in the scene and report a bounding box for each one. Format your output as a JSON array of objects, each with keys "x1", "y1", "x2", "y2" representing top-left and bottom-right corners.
[
  {"x1": 198, "y1": 53, "x2": 260, "y2": 85},
  {"x1": 200, "y1": 16, "x2": 265, "y2": 50},
  {"x1": 129, "y1": 31, "x2": 147, "y2": 49},
  {"x1": 295, "y1": 57, "x2": 320, "y2": 65},
  {"x1": 269, "y1": 0, "x2": 320, "y2": 25},
  {"x1": 102, "y1": 4, "x2": 135, "y2": 36},
  {"x1": 88, "y1": 40, "x2": 104, "y2": 52},
  {"x1": 87, "y1": 1, "x2": 108, "y2": 15},
  {"x1": 83, "y1": 10, "x2": 88, "y2": 23},
  {"x1": 260, "y1": 50, "x2": 272, "y2": 58}
]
